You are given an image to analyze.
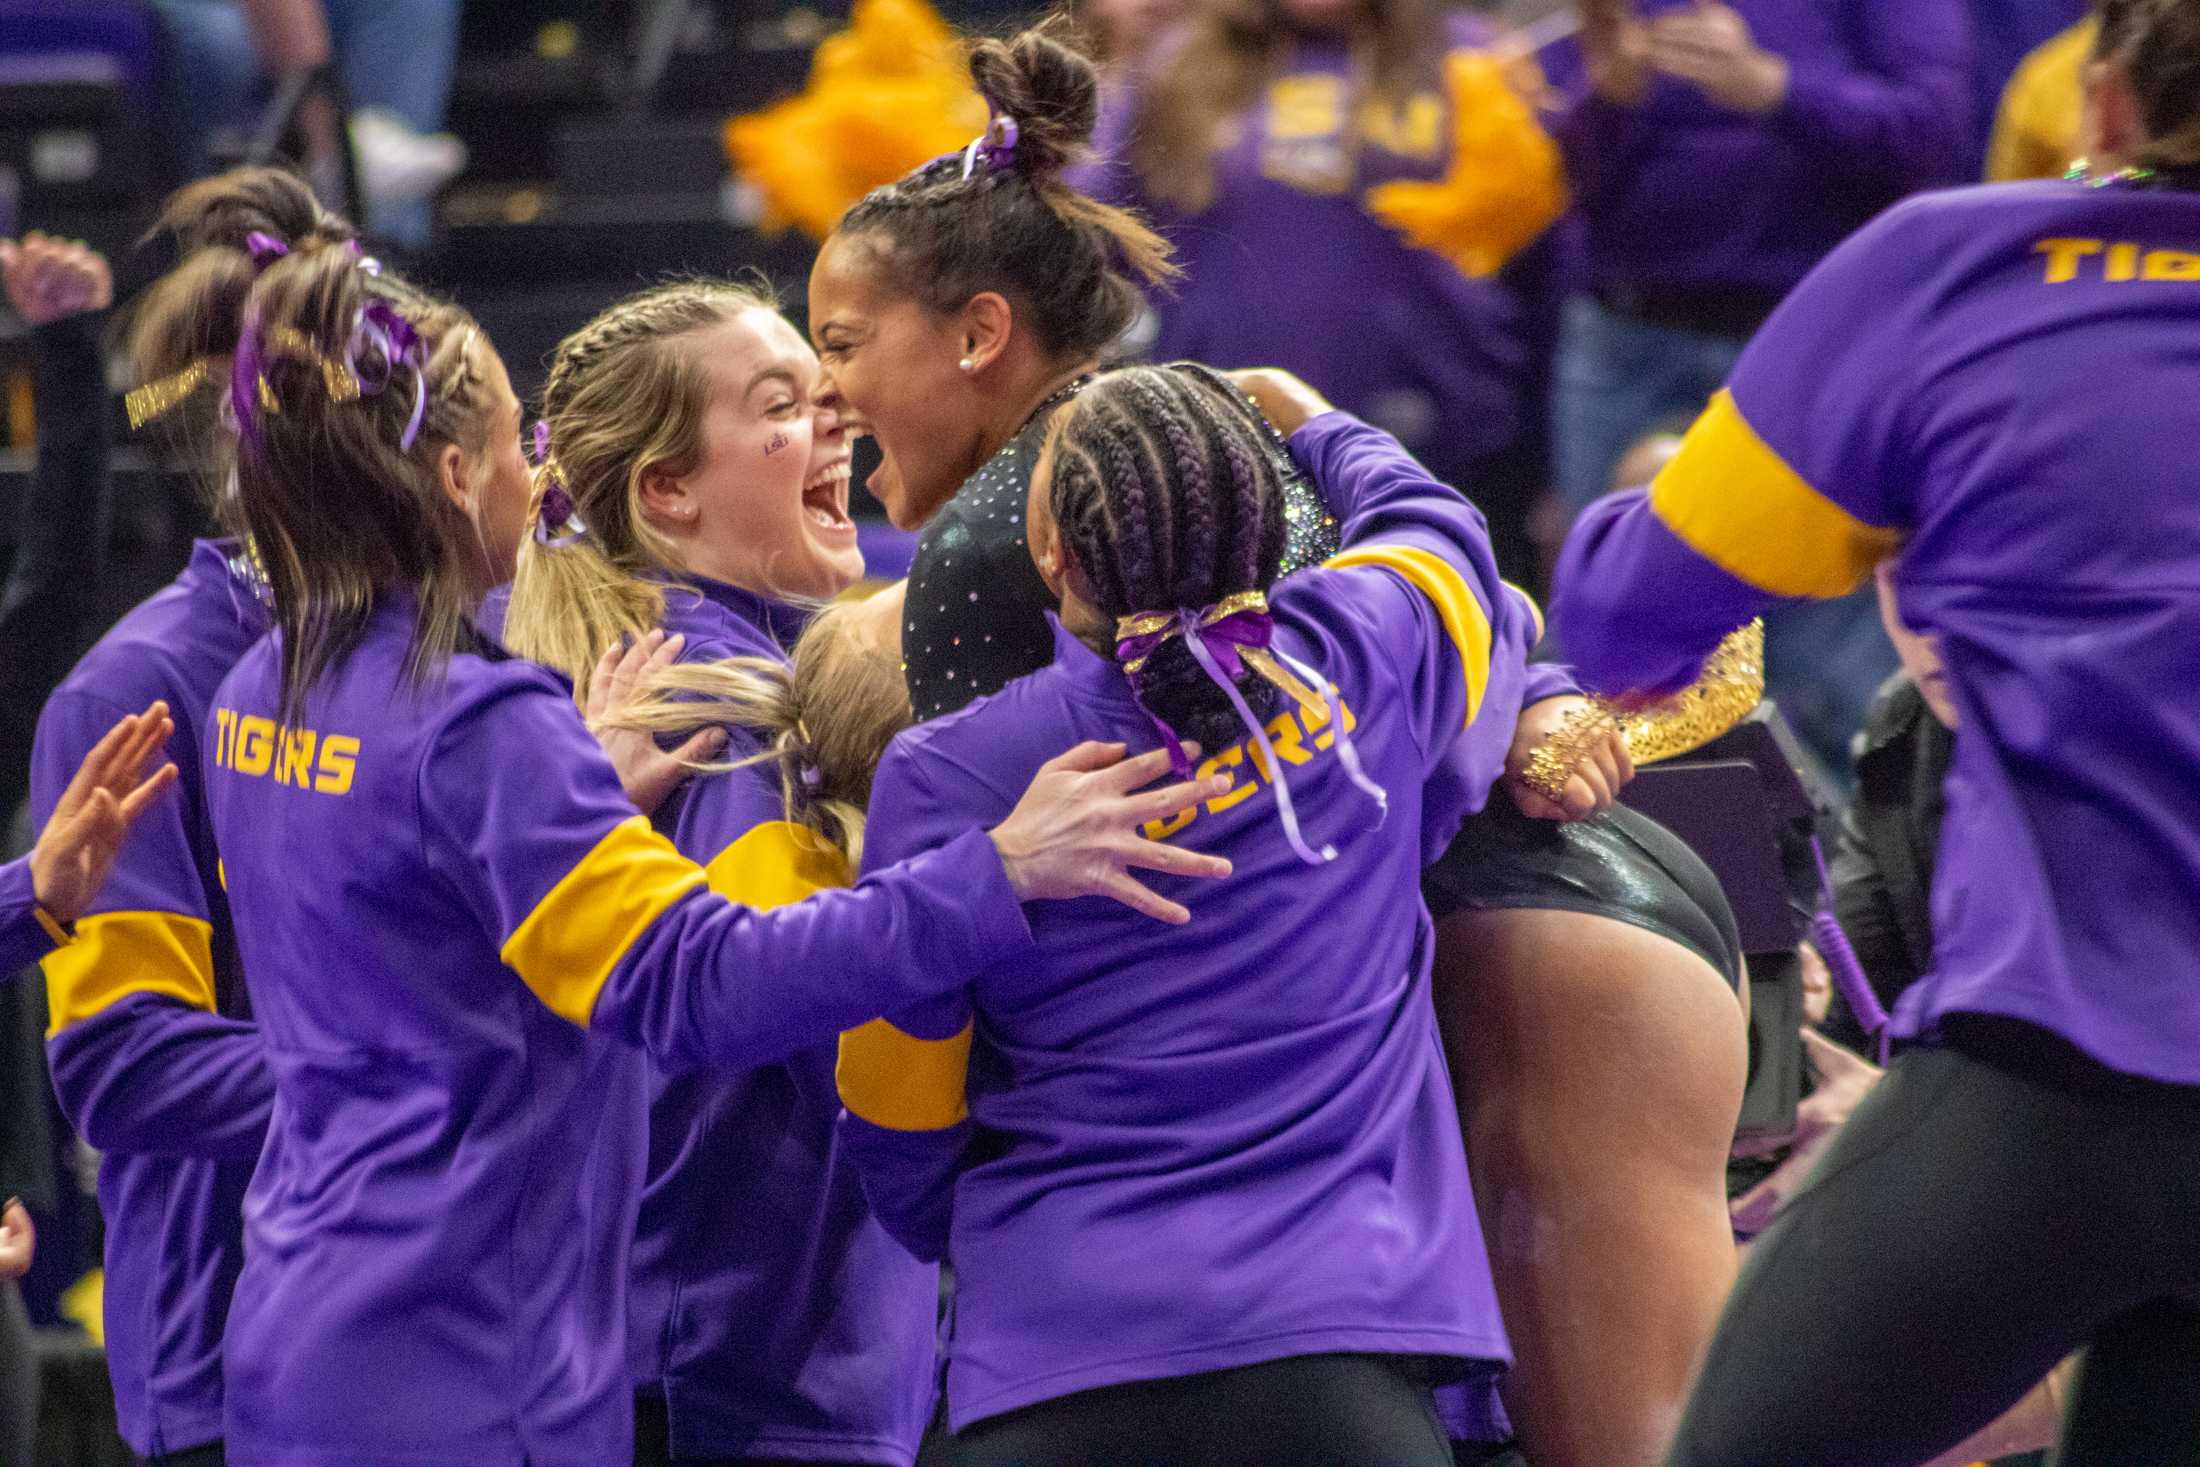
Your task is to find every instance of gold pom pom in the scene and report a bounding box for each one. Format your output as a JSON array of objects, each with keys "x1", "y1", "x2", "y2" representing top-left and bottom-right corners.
[
  {"x1": 1362, "y1": 51, "x2": 1569, "y2": 278},
  {"x1": 723, "y1": 0, "x2": 989, "y2": 241}
]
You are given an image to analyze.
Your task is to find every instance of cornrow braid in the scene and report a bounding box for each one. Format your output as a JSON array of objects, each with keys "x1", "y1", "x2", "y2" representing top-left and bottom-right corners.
[
  {"x1": 1119, "y1": 372, "x2": 1205, "y2": 593},
  {"x1": 1047, "y1": 365, "x2": 1288, "y2": 752},
  {"x1": 1050, "y1": 429, "x2": 1128, "y2": 611},
  {"x1": 1093, "y1": 393, "x2": 1170, "y2": 601}
]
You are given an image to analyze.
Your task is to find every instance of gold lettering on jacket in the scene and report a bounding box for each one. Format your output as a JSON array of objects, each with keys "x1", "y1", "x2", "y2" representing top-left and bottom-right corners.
[{"x1": 212, "y1": 708, "x2": 360, "y2": 795}]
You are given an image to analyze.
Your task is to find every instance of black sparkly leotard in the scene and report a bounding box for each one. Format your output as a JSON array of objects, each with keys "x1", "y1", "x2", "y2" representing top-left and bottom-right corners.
[
  {"x1": 902, "y1": 379, "x2": 1342, "y2": 722},
  {"x1": 900, "y1": 385, "x2": 1740, "y2": 988}
]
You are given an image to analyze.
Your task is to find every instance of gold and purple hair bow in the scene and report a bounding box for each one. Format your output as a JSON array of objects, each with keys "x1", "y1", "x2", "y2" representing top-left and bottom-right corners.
[
  {"x1": 1116, "y1": 589, "x2": 1387, "y2": 867},
  {"x1": 123, "y1": 235, "x2": 395, "y2": 434},
  {"x1": 227, "y1": 299, "x2": 426, "y2": 453},
  {"x1": 530, "y1": 421, "x2": 588, "y2": 547}
]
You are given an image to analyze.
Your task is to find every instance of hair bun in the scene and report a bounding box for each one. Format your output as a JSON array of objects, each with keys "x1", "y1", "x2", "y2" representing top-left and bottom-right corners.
[
  {"x1": 152, "y1": 165, "x2": 356, "y2": 260},
  {"x1": 966, "y1": 28, "x2": 1100, "y2": 177}
]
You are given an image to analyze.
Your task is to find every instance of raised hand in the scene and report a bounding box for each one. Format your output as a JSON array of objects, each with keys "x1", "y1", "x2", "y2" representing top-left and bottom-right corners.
[
  {"x1": 0, "y1": 233, "x2": 114, "y2": 327},
  {"x1": 1648, "y1": 1, "x2": 1789, "y2": 117},
  {"x1": 30, "y1": 702, "x2": 180, "y2": 925},
  {"x1": 1225, "y1": 368, "x2": 1338, "y2": 440},
  {"x1": 990, "y1": 742, "x2": 1233, "y2": 924},
  {"x1": 585, "y1": 632, "x2": 730, "y2": 816}
]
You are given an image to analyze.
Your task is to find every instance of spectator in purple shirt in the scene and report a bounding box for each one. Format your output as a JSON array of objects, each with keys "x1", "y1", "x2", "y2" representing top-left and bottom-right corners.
[
  {"x1": 1073, "y1": 0, "x2": 1564, "y2": 585},
  {"x1": 1542, "y1": 0, "x2": 1971, "y2": 776}
]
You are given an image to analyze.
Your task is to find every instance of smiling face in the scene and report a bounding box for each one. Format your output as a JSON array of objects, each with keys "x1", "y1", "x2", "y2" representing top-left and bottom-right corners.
[
  {"x1": 654, "y1": 308, "x2": 862, "y2": 601},
  {"x1": 807, "y1": 231, "x2": 982, "y2": 531}
]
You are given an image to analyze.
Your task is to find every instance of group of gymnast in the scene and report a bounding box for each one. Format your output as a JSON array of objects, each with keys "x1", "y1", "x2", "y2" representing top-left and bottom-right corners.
[{"x1": 6, "y1": 6, "x2": 2200, "y2": 1466}]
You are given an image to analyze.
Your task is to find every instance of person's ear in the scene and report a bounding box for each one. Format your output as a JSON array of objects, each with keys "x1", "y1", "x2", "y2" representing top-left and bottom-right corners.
[
  {"x1": 436, "y1": 442, "x2": 471, "y2": 516},
  {"x1": 957, "y1": 292, "x2": 1014, "y2": 375},
  {"x1": 637, "y1": 462, "x2": 698, "y2": 528}
]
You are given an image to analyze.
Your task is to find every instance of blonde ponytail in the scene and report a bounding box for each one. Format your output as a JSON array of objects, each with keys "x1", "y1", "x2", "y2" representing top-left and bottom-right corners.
[{"x1": 586, "y1": 604, "x2": 911, "y2": 868}]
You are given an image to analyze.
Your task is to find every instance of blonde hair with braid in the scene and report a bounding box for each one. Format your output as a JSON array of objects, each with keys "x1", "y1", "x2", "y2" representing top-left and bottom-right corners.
[
  {"x1": 504, "y1": 277, "x2": 906, "y2": 862},
  {"x1": 503, "y1": 277, "x2": 780, "y2": 702}
]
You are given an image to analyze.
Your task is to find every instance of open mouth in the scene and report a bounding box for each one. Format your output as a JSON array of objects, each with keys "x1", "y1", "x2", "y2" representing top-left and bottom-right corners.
[{"x1": 804, "y1": 457, "x2": 856, "y2": 536}]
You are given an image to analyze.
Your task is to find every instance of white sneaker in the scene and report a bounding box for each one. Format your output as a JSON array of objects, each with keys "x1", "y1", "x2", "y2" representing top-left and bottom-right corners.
[{"x1": 350, "y1": 107, "x2": 468, "y2": 211}]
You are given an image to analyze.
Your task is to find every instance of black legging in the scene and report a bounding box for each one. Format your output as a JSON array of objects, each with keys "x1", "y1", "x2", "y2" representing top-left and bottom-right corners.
[
  {"x1": 1669, "y1": 1036, "x2": 2200, "y2": 1467},
  {"x1": 951, "y1": 1353, "x2": 1458, "y2": 1467}
]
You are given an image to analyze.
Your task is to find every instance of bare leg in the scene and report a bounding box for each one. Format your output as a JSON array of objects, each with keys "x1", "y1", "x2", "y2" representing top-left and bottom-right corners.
[{"x1": 1434, "y1": 908, "x2": 1746, "y2": 1467}]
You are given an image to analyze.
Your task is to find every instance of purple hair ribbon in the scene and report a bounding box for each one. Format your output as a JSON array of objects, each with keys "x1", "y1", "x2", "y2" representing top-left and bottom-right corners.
[
  {"x1": 1117, "y1": 590, "x2": 1387, "y2": 867},
  {"x1": 243, "y1": 231, "x2": 289, "y2": 271},
  {"x1": 1267, "y1": 642, "x2": 1390, "y2": 819},
  {"x1": 1810, "y1": 835, "x2": 1894, "y2": 1064},
  {"x1": 349, "y1": 300, "x2": 428, "y2": 450},
  {"x1": 530, "y1": 421, "x2": 588, "y2": 547},
  {"x1": 959, "y1": 115, "x2": 1020, "y2": 180},
  {"x1": 229, "y1": 308, "x2": 269, "y2": 451}
]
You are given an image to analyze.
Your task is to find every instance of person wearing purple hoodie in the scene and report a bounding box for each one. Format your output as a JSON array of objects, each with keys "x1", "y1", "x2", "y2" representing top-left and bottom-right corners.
[
  {"x1": 1071, "y1": 0, "x2": 1562, "y2": 587},
  {"x1": 1553, "y1": 5, "x2": 2200, "y2": 1462},
  {"x1": 1542, "y1": 0, "x2": 1972, "y2": 776}
]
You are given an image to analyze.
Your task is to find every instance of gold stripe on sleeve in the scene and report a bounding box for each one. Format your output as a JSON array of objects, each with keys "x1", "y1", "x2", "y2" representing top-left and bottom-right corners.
[
  {"x1": 701, "y1": 821, "x2": 853, "y2": 910},
  {"x1": 43, "y1": 911, "x2": 217, "y2": 1037},
  {"x1": 500, "y1": 816, "x2": 707, "y2": 1028},
  {"x1": 1324, "y1": 543, "x2": 1495, "y2": 725},
  {"x1": 1650, "y1": 390, "x2": 1902, "y2": 598},
  {"x1": 838, "y1": 1018, "x2": 975, "y2": 1132}
]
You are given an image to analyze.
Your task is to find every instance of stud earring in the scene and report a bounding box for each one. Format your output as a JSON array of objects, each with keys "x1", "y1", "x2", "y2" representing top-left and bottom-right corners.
[{"x1": 959, "y1": 357, "x2": 974, "y2": 372}]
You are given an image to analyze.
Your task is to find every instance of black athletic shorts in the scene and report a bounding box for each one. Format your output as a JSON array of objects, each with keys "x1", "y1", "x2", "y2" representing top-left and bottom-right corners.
[{"x1": 1423, "y1": 796, "x2": 1744, "y2": 991}]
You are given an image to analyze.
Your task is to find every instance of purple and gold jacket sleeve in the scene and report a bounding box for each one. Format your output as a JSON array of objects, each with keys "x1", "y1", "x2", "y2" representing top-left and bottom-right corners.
[
  {"x1": 0, "y1": 854, "x2": 66, "y2": 977},
  {"x1": 1552, "y1": 203, "x2": 1924, "y2": 694},
  {"x1": 34, "y1": 691, "x2": 273, "y2": 1160},
  {"x1": 1292, "y1": 413, "x2": 1539, "y2": 773},
  {"x1": 425, "y1": 678, "x2": 1031, "y2": 1075},
  {"x1": 834, "y1": 746, "x2": 980, "y2": 1264},
  {"x1": 1294, "y1": 406, "x2": 1579, "y2": 711}
]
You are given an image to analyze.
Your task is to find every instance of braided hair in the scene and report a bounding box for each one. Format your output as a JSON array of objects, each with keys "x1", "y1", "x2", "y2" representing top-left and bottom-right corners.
[
  {"x1": 1046, "y1": 365, "x2": 1289, "y2": 751},
  {"x1": 507, "y1": 277, "x2": 781, "y2": 704},
  {"x1": 833, "y1": 26, "x2": 1179, "y2": 362}
]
